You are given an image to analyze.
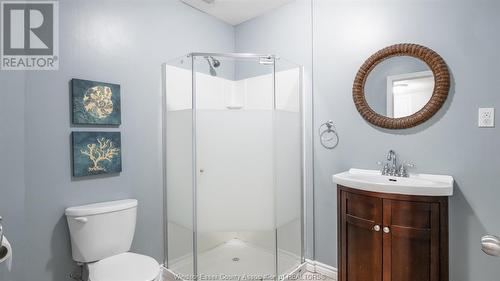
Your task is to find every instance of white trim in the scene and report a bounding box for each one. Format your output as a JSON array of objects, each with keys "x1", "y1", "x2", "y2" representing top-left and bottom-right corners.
[
  {"x1": 305, "y1": 259, "x2": 338, "y2": 280},
  {"x1": 386, "y1": 75, "x2": 394, "y2": 118}
]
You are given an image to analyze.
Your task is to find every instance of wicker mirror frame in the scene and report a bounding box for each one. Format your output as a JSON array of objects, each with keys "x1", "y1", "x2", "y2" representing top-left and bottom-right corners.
[{"x1": 353, "y1": 43, "x2": 450, "y2": 129}]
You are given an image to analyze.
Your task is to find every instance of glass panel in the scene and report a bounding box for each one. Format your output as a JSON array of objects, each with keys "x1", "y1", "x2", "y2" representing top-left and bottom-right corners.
[
  {"x1": 275, "y1": 58, "x2": 303, "y2": 276},
  {"x1": 194, "y1": 55, "x2": 276, "y2": 281},
  {"x1": 165, "y1": 55, "x2": 194, "y2": 277},
  {"x1": 165, "y1": 54, "x2": 304, "y2": 281}
]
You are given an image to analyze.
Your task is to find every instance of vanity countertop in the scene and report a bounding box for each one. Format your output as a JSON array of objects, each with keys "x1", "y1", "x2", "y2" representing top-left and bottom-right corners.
[{"x1": 333, "y1": 168, "x2": 454, "y2": 196}]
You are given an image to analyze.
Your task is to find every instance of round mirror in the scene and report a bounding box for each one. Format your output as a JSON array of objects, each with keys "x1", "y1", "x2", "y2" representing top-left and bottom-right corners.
[{"x1": 353, "y1": 44, "x2": 450, "y2": 129}]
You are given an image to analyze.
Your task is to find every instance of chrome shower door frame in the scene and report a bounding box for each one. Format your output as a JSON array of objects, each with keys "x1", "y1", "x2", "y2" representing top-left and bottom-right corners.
[{"x1": 162, "y1": 53, "x2": 306, "y2": 279}]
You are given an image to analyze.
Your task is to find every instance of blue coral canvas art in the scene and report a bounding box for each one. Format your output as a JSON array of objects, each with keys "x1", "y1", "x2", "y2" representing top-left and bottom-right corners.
[
  {"x1": 72, "y1": 79, "x2": 121, "y2": 125},
  {"x1": 72, "y1": 132, "x2": 122, "y2": 177}
]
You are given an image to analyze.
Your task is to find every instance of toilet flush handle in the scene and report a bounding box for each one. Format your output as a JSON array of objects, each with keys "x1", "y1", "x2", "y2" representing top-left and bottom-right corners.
[{"x1": 73, "y1": 217, "x2": 88, "y2": 223}]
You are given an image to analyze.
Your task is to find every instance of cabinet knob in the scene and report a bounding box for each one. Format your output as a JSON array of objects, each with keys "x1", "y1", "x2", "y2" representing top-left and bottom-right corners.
[
  {"x1": 383, "y1": 226, "x2": 390, "y2": 234},
  {"x1": 373, "y1": 225, "x2": 381, "y2": 232},
  {"x1": 481, "y1": 235, "x2": 500, "y2": 257}
]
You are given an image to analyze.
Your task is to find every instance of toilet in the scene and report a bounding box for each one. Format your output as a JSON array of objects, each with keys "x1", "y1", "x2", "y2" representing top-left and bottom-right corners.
[{"x1": 65, "y1": 199, "x2": 160, "y2": 281}]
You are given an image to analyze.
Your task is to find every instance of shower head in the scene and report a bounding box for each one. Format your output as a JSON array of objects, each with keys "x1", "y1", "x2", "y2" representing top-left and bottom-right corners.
[
  {"x1": 205, "y1": 56, "x2": 220, "y2": 76},
  {"x1": 211, "y1": 56, "x2": 221, "y2": 68}
]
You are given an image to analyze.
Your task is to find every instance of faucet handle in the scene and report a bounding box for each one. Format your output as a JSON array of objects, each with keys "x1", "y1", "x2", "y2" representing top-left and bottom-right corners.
[
  {"x1": 377, "y1": 161, "x2": 389, "y2": 175},
  {"x1": 398, "y1": 162, "x2": 415, "y2": 177},
  {"x1": 404, "y1": 162, "x2": 415, "y2": 168}
]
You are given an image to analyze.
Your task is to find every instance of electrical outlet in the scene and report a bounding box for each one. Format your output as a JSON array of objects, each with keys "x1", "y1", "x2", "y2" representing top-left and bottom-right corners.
[{"x1": 479, "y1": 108, "x2": 495, "y2": 127}]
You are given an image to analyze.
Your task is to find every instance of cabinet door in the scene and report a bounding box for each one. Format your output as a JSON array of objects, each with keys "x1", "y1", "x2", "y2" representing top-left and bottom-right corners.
[
  {"x1": 383, "y1": 199, "x2": 440, "y2": 281},
  {"x1": 340, "y1": 191, "x2": 383, "y2": 281}
]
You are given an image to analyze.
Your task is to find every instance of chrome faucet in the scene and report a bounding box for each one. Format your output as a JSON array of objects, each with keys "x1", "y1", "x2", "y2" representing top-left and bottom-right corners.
[
  {"x1": 387, "y1": 150, "x2": 397, "y2": 175},
  {"x1": 379, "y1": 150, "x2": 414, "y2": 177},
  {"x1": 0, "y1": 216, "x2": 4, "y2": 247}
]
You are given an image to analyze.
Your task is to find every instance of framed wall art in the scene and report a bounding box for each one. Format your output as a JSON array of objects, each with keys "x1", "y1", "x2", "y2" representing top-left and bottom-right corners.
[
  {"x1": 72, "y1": 79, "x2": 121, "y2": 125},
  {"x1": 72, "y1": 132, "x2": 122, "y2": 177}
]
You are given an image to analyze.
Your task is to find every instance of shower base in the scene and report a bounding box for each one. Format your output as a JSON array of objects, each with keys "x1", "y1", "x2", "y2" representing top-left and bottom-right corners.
[{"x1": 168, "y1": 239, "x2": 301, "y2": 281}]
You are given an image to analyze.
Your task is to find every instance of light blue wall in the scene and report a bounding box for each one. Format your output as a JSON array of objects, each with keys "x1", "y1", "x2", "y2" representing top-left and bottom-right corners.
[
  {"x1": 314, "y1": 0, "x2": 500, "y2": 279},
  {"x1": 0, "y1": 72, "x2": 27, "y2": 281},
  {"x1": 235, "y1": 0, "x2": 315, "y2": 259},
  {"x1": 237, "y1": 0, "x2": 500, "y2": 280},
  {"x1": 0, "y1": 1, "x2": 234, "y2": 281}
]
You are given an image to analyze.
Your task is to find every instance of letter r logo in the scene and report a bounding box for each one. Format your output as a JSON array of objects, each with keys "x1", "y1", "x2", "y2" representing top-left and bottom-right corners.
[{"x1": 2, "y1": 2, "x2": 54, "y2": 55}]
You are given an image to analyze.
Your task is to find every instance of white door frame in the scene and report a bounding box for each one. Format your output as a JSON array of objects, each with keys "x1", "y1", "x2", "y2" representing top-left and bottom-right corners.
[{"x1": 386, "y1": 70, "x2": 433, "y2": 117}]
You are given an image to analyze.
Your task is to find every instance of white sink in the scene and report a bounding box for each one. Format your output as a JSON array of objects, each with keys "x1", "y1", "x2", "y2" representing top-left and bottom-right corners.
[{"x1": 333, "y1": 169, "x2": 454, "y2": 196}]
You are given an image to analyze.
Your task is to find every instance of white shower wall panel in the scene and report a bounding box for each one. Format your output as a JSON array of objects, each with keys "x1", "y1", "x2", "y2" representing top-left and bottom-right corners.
[
  {"x1": 195, "y1": 71, "x2": 235, "y2": 110},
  {"x1": 165, "y1": 65, "x2": 192, "y2": 111},
  {"x1": 196, "y1": 109, "x2": 275, "y2": 232},
  {"x1": 165, "y1": 65, "x2": 301, "y2": 232},
  {"x1": 275, "y1": 67, "x2": 301, "y2": 112},
  {"x1": 275, "y1": 111, "x2": 301, "y2": 226},
  {"x1": 166, "y1": 110, "x2": 193, "y2": 230}
]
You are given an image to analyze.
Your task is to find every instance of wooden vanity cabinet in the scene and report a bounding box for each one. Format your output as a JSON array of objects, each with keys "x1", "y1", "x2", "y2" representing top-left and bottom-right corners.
[{"x1": 338, "y1": 186, "x2": 448, "y2": 281}]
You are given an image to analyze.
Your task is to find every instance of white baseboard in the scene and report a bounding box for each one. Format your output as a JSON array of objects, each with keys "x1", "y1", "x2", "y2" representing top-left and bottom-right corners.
[{"x1": 305, "y1": 259, "x2": 338, "y2": 280}]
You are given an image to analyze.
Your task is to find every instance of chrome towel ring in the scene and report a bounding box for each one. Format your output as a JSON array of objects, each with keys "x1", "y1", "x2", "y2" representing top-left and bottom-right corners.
[{"x1": 319, "y1": 120, "x2": 339, "y2": 149}]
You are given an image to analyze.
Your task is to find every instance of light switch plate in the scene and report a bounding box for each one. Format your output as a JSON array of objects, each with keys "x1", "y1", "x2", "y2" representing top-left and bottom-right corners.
[{"x1": 479, "y1": 108, "x2": 495, "y2": 127}]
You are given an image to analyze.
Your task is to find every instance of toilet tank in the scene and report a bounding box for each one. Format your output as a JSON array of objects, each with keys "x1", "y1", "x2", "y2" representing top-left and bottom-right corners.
[{"x1": 65, "y1": 199, "x2": 138, "y2": 263}]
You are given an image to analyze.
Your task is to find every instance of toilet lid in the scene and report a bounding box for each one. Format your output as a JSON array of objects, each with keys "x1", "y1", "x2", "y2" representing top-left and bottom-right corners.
[{"x1": 89, "y1": 252, "x2": 160, "y2": 281}]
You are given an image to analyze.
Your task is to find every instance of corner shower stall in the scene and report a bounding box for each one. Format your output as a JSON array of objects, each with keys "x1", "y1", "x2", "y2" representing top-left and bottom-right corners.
[{"x1": 163, "y1": 53, "x2": 304, "y2": 280}]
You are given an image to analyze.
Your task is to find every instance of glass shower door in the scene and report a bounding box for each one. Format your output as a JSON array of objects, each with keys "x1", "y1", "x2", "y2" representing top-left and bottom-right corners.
[
  {"x1": 164, "y1": 55, "x2": 195, "y2": 277},
  {"x1": 164, "y1": 53, "x2": 304, "y2": 281},
  {"x1": 274, "y1": 58, "x2": 303, "y2": 276},
  {"x1": 194, "y1": 55, "x2": 277, "y2": 280}
]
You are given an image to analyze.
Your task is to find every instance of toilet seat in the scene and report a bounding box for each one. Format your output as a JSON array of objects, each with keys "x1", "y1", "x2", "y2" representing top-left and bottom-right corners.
[{"x1": 88, "y1": 252, "x2": 160, "y2": 281}]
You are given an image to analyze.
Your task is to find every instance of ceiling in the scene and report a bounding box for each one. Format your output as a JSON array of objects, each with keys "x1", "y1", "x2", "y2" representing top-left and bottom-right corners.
[{"x1": 181, "y1": 0, "x2": 295, "y2": 25}]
